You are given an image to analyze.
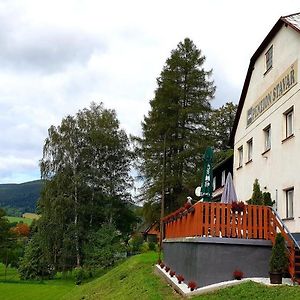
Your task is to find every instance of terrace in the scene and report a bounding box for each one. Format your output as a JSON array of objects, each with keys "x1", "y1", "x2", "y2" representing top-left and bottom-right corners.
[{"x1": 162, "y1": 201, "x2": 300, "y2": 286}]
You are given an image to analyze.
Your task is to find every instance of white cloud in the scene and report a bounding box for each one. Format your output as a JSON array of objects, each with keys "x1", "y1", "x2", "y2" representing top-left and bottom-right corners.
[{"x1": 0, "y1": 0, "x2": 299, "y2": 183}]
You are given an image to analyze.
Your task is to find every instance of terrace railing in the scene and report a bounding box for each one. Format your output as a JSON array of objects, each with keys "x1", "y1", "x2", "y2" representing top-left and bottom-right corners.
[{"x1": 162, "y1": 201, "x2": 299, "y2": 281}]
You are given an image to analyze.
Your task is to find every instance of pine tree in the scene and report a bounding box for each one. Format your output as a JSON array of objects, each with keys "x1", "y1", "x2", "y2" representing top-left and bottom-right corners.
[
  {"x1": 135, "y1": 38, "x2": 215, "y2": 217},
  {"x1": 248, "y1": 178, "x2": 263, "y2": 205}
]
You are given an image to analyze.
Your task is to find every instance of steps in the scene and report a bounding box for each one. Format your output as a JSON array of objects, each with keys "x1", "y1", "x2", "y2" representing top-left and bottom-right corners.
[{"x1": 294, "y1": 248, "x2": 300, "y2": 283}]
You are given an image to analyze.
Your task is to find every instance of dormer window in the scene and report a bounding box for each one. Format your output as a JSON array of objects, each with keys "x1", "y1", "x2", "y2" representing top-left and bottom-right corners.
[{"x1": 265, "y1": 45, "x2": 273, "y2": 72}]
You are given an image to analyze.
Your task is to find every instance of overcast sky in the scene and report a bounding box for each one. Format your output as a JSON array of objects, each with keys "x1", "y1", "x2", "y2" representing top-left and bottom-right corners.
[{"x1": 0, "y1": 0, "x2": 299, "y2": 184}]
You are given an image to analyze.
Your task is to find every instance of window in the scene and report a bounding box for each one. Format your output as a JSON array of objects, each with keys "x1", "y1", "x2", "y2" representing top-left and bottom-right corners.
[
  {"x1": 238, "y1": 146, "x2": 243, "y2": 168},
  {"x1": 213, "y1": 176, "x2": 216, "y2": 191},
  {"x1": 286, "y1": 188, "x2": 294, "y2": 219},
  {"x1": 247, "y1": 138, "x2": 253, "y2": 162},
  {"x1": 264, "y1": 125, "x2": 271, "y2": 151},
  {"x1": 265, "y1": 45, "x2": 273, "y2": 72},
  {"x1": 284, "y1": 107, "x2": 294, "y2": 138},
  {"x1": 221, "y1": 171, "x2": 226, "y2": 186}
]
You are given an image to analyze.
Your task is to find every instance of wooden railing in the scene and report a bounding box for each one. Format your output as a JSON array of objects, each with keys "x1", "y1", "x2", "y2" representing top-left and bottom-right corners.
[
  {"x1": 163, "y1": 201, "x2": 297, "y2": 280},
  {"x1": 164, "y1": 202, "x2": 272, "y2": 240}
]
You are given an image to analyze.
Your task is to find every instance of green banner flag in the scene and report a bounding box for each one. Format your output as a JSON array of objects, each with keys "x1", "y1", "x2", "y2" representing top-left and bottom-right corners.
[{"x1": 201, "y1": 147, "x2": 213, "y2": 202}]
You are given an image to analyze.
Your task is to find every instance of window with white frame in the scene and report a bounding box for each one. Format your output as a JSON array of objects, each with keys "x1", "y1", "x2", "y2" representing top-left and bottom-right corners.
[
  {"x1": 265, "y1": 45, "x2": 273, "y2": 72},
  {"x1": 284, "y1": 107, "x2": 294, "y2": 138},
  {"x1": 238, "y1": 146, "x2": 243, "y2": 168},
  {"x1": 264, "y1": 125, "x2": 271, "y2": 151},
  {"x1": 247, "y1": 138, "x2": 253, "y2": 162},
  {"x1": 286, "y1": 188, "x2": 294, "y2": 219},
  {"x1": 221, "y1": 171, "x2": 226, "y2": 186}
]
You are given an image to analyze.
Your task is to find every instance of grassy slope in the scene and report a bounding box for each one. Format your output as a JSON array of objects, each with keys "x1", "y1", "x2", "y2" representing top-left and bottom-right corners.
[
  {"x1": 63, "y1": 252, "x2": 179, "y2": 300},
  {"x1": 2, "y1": 252, "x2": 300, "y2": 300}
]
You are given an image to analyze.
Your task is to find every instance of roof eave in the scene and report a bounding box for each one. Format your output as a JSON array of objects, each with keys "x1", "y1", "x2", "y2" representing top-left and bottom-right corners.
[{"x1": 229, "y1": 18, "x2": 286, "y2": 146}]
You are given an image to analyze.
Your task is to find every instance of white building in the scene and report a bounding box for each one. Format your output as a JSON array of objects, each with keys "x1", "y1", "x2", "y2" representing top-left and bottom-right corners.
[{"x1": 232, "y1": 13, "x2": 300, "y2": 234}]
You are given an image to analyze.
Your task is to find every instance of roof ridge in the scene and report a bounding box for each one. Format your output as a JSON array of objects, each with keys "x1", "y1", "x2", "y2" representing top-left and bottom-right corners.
[{"x1": 281, "y1": 12, "x2": 300, "y2": 19}]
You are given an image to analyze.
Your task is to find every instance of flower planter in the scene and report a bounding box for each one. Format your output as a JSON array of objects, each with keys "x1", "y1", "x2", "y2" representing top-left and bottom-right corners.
[{"x1": 269, "y1": 271, "x2": 283, "y2": 284}]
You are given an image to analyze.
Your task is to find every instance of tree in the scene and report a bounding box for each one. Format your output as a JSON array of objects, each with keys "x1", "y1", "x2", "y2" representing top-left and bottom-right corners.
[
  {"x1": 135, "y1": 38, "x2": 215, "y2": 219},
  {"x1": 0, "y1": 208, "x2": 18, "y2": 279},
  {"x1": 18, "y1": 234, "x2": 55, "y2": 280},
  {"x1": 25, "y1": 102, "x2": 136, "y2": 276},
  {"x1": 83, "y1": 223, "x2": 125, "y2": 269},
  {"x1": 209, "y1": 102, "x2": 237, "y2": 151}
]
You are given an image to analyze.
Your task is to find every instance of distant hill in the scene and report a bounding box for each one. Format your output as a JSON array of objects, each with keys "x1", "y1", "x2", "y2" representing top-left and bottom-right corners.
[{"x1": 0, "y1": 180, "x2": 43, "y2": 215}]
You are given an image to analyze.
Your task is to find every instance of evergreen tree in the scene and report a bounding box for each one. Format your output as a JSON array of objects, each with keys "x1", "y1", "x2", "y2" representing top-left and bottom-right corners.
[
  {"x1": 135, "y1": 38, "x2": 215, "y2": 218},
  {"x1": 209, "y1": 102, "x2": 237, "y2": 151},
  {"x1": 248, "y1": 178, "x2": 263, "y2": 205}
]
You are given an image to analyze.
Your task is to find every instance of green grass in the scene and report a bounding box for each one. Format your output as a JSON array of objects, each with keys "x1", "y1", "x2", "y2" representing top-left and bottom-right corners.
[
  {"x1": 62, "y1": 252, "x2": 178, "y2": 300},
  {"x1": 193, "y1": 281, "x2": 300, "y2": 300},
  {"x1": 2, "y1": 252, "x2": 300, "y2": 299},
  {"x1": 5, "y1": 216, "x2": 33, "y2": 225},
  {"x1": 0, "y1": 264, "x2": 75, "y2": 300}
]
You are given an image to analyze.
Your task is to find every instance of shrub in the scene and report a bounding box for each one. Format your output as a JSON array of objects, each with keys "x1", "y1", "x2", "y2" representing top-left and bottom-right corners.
[
  {"x1": 74, "y1": 267, "x2": 85, "y2": 285},
  {"x1": 270, "y1": 233, "x2": 289, "y2": 272},
  {"x1": 159, "y1": 262, "x2": 165, "y2": 269},
  {"x1": 188, "y1": 280, "x2": 197, "y2": 291},
  {"x1": 83, "y1": 223, "x2": 125, "y2": 269},
  {"x1": 233, "y1": 269, "x2": 243, "y2": 280},
  {"x1": 176, "y1": 274, "x2": 184, "y2": 283},
  {"x1": 165, "y1": 266, "x2": 170, "y2": 272},
  {"x1": 139, "y1": 242, "x2": 149, "y2": 253},
  {"x1": 128, "y1": 233, "x2": 144, "y2": 253},
  {"x1": 263, "y1": 192, "x2": 275, "y2": 206},
  {"x1": 148, "y1": 241, "x2": 156, "y2": 251}
]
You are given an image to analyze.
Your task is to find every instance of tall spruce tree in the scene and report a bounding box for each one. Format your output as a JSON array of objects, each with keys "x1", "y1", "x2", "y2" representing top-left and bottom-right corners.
[
  {"x1": 135, "y1": 38, "x2": 215, "y2": 217},
  {"x1": 31, "y1": 102, "x2": 135, "y2": 274}
]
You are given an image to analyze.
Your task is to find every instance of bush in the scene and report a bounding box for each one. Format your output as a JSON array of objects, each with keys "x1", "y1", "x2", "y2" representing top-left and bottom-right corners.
[
  {"x1": 270, "y1": 233, "x2": 289, "y2": 272},
  {"x1": 128, "y1": 233, "x2": 144, "y2": 253},
  {"x1": 148, "y1": 242, "x2": 156, "y2": 251},
  {"x1": 74, "y1": 267, "x2": 85, "y2": 285},
  {"x1": 139, "y1": 242, "x2": 149, "y2": 253},
  {"x1": 83, "y1": 223, "x2": 125, "y2": 269}
]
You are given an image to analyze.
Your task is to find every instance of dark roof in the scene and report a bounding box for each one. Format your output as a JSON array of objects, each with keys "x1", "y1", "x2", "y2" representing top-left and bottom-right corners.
[
  {"x1": 229, "y1": 13, "x2": 300, "y2": 146},
  {"x1": 213, "y1": 154, "x2": 233, "y2": 172}
]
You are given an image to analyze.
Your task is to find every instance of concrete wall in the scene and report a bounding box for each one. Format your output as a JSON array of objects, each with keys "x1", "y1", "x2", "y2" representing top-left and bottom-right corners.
[
  {"x1": 163, "y1": 237, "x2": 272, "y2": 287},
  {"x1": 233, "y1": 25, "x2": 300, "y2": 232}
]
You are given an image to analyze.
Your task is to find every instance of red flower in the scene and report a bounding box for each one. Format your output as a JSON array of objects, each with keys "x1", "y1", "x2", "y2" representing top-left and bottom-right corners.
[
  {"x1": 188, "y1": 281, "x2": 197, "y2": 291},
  {"x1": 233, "y1": 269, "x2": 243, "y2": 280},
  {"x1": 176, "y1": 274, "x2": 184, "y2": 283}
]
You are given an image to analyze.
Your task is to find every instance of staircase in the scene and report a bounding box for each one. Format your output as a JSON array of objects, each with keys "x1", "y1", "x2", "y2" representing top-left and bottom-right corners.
[
  {"x1": 270, "y1": 208, "x2": 300, "y2": 284},
  {"x1": 294, "y1": 248, "x2": 300, "y2": 283}
]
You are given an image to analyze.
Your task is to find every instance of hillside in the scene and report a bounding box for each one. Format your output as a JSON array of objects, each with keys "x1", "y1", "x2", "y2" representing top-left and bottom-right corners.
[{"x1": 0, "y1": 180, "x2": 43, "y2": 214}]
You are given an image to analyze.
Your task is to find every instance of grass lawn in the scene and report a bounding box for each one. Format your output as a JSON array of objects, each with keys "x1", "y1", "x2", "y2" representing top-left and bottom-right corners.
[
  {"x1": 0, "y1": 264, "x2": 76, "y2": 300},
  {"x1": 5, "y1": 216, "x2": 33, "y2": 225},
  {"x1": 1, "y1": 252, "x2": 300, "y2": 299}
]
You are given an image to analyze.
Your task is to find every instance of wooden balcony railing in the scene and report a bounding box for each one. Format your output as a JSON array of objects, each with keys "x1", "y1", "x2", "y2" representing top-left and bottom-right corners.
[
  {"x1": 163, "y1": 202, "x2": 273, "y2": 240},
  {"x1": 162, "y1": 201, "x2": 297, "y2": 281}
]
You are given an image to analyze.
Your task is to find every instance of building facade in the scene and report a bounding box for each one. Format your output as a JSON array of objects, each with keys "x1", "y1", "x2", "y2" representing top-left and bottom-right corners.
[{"x1": 232, "y1": 13, "x2": 300, "y2": 234}]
